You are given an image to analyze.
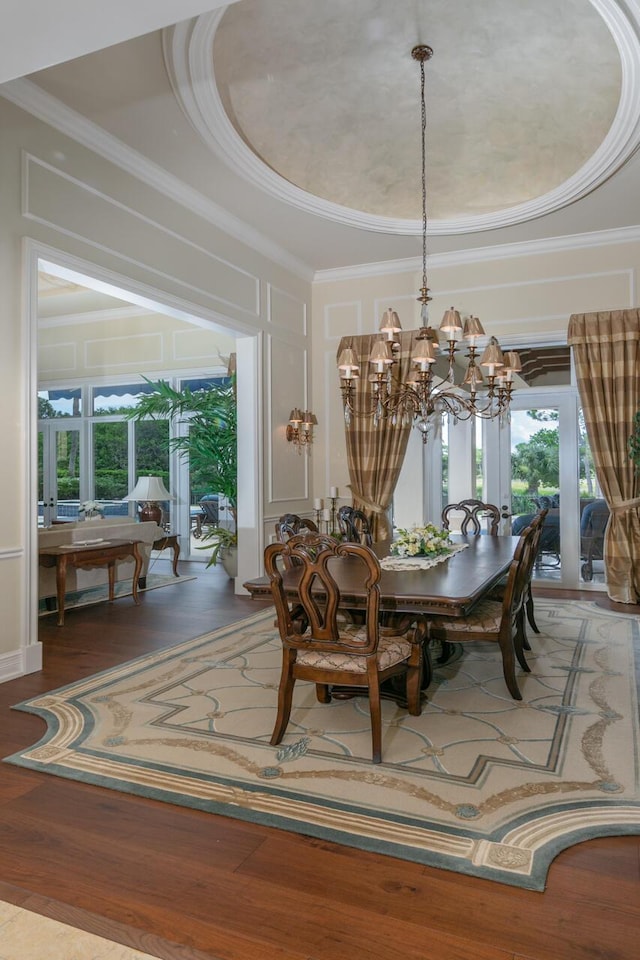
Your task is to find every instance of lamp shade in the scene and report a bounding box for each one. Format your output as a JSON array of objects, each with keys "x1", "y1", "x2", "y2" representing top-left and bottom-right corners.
[
  {"x1": 124, "y1": 476, "x2": 172, "y2": 502},
  {"x1": 379, "y1": 307, "x2": 402, "y2": 338}
]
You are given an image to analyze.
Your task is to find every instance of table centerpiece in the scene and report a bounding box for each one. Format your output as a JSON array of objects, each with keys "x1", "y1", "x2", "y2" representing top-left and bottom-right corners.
[{"x1": 390, "y1": 523, "x2": 452, "y2": 558}]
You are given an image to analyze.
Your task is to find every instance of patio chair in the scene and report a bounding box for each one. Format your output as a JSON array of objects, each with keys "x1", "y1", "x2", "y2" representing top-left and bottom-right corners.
[
  {"x1": 580, "y1": 499, "x2": 609, "y2": 581},
  {"x1": 192, "y1": 495, "x2": 219, "y2": 538},
  {"x1": 264, "y1": 533, "x2": 422, "y2": 763}
]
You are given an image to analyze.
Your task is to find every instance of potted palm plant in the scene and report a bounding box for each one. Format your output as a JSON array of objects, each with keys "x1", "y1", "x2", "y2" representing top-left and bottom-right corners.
[{"x1": 128, "y1": 376, "x2": 238, "y2": 575}]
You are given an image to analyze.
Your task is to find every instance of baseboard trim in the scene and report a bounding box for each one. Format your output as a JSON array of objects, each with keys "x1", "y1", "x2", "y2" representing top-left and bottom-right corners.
[{"x1": 0, "y1": 642, "x2": 42, "y2": 683}]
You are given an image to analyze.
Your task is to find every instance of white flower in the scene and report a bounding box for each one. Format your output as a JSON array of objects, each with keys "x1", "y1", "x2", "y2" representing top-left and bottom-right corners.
[
  {"x1": 81, "y1": 500, "x2": 103, "y2": 515},
  {"x1": 390, "y1": 523, "x2": 451, "y2": 558}
]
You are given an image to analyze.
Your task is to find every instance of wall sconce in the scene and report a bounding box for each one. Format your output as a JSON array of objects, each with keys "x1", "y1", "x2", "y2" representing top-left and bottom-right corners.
[{"x1": 286, "y1": 408, "x2": 317, "y2": 454}]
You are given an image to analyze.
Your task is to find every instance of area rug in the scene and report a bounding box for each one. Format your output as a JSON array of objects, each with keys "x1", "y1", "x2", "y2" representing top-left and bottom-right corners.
[
  {"x1": 38, "y1": 573, "x2": 197, "y2": 617},
  {"x1": 7, "y1": 600, "x2": 640, "y2": 890}
]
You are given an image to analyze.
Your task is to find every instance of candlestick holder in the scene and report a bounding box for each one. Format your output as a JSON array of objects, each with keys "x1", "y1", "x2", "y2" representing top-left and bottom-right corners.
[
  {"x1": 328, "y1": 496, "x2": 338, "y2": 536},
  {"x1": 314, "y1": 507, "x2": 322, "y2": 529}
]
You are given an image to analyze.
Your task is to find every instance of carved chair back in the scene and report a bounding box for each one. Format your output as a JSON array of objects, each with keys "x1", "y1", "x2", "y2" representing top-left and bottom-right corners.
[
  {"x1": 441, "y1": 498, "x2": 501, "y2": 536},
  {"x1": 337, "y1": 506, "x2": 373, "y2": 546}
]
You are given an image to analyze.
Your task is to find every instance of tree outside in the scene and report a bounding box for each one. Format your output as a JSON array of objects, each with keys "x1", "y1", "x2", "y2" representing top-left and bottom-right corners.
[{"x1": 512, "y1": 426, "x2": 560, "y2": 497}]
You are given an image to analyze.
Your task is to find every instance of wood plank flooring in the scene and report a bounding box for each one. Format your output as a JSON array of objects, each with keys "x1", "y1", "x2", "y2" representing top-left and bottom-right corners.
[{"x1": 1, "y1": 561, "x2": 639, "y2": 960}]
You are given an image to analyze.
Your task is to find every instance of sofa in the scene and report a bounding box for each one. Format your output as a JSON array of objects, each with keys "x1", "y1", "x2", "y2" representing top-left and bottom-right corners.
[{"x1": 38, "y1": 517, "x2": 164, "y2": 602}]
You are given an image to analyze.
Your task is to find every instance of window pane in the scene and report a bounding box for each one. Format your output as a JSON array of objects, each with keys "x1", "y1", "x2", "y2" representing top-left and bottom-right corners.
[
  {"x1": 441, "y1": 417, "x2": 449, "y2": 511},
  {"x1": 135, "y1": 420, "x2": 170, "y2": 486},
  {"x1": 510, "y1": 408, "x2": 561, "y2": 582},
  {"x1": 93, "y1": 421, "x2": 129, "y2": 501},
  {"x1": 55, "y1": 428, "x2": 81, "y2": 511},
  {"x1": 515, "y1": 346, "x2": 571, "y2": 387},
  {"x1": 179, "y1": 376, "x2": 229, "y2": 393},
  {"x1": 579, "y1": 408, "x2": 607, "y2": 585},
  {"x1": 38, "y1": 388, "x2": 81, "y2": 418},
  {"x1": 475, "y1": 424, "x2": 483, "y2": 499},
  {"x1": 93, "y1": 382, "x2": 156, "y2": 415},
  {"x1": 510, "y1": 409, "x2": 560, "y2": 515}
]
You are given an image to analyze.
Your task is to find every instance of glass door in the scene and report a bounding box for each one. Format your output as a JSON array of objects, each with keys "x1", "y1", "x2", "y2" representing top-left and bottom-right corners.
[
  {"x1": 491, "y1": 391, "x2": 588, "y2": 589},
  {"x1": 39, "y1": 422, "x2": 82, "y2": 525}
]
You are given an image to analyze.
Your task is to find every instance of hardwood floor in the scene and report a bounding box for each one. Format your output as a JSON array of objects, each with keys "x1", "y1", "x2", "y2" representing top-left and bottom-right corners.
[{"x1": 1, "y1": 562, "x2": 639, "y2": 960}]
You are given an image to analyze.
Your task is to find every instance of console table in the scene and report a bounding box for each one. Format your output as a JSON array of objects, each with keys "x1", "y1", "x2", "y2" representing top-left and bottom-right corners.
[
  {"x1": 150, "y1": 533, "x2": 180, "y2": 579},
  {"x1": 39, "y1": 539, "x2": 143, "y2": 626}
]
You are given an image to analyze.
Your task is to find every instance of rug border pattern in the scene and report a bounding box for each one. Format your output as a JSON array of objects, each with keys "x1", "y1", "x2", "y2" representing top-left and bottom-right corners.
[{"x1": 6, "y1": 603, "x2": 640, "y2": 891}]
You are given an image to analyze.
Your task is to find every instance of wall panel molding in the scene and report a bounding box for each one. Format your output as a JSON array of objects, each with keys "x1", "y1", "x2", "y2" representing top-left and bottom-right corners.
[
  {"x1": 23, "y1": 153, "x2": 261, "y2": 320},
  {"x1": 84, "y1": 332, "x2": 163, "y2": 369},
  {"x1": 266, "y1": 333, "x2": 309, "y2": 504},
  {"x1": 267, "y1": 283, "x2": 307, "y2": 336},
  {"x1": 2, "y1": 77, "x2": 312, "y2": 281}
]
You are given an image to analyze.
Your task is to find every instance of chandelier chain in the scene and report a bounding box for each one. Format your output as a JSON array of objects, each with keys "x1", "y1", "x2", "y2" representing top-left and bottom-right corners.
[{"x1": 420, "y1": 56, "x2": 428, "y2": 295}]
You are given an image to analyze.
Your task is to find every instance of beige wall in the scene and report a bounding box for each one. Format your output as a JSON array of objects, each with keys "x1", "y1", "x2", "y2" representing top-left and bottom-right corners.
[
  {"x1": 38, "y1": 309, "x2": 236, "y2": 383},
  {"x1": 0, "y1": 96, "x2": 312, "y2": 678},
  {"x1": 311, "y1": 236, "x2": 640, "y2": 507},
  {"x1": 2, "y1": 86, "x2": 640, "y2": 681}
]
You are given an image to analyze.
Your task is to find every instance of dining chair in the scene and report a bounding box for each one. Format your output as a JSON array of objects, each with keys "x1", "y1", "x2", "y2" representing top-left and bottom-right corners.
[
  {"x1": 441, "y1": 499, "x2": 501, "y2": 536},
  {"x1": 275, "y1": 513, "x2": 319, "y2": 542},
  {"x1": 264, "y1": 533, "x2": 422, "y2": 763},
  {"x1": 490, "y1": 508, "x2": 548, "y2": 647},
  {"x1": 428, "y1": 521, "x2": 538, "y2": 700},
  {"x1": 337, "y1": 506, "x2": 373, "y2": 545}
]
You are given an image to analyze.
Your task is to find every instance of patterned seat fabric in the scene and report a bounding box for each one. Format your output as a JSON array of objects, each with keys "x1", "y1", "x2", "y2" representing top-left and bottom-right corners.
[
  {"x1": 430, "y1": 599, "x2": 502, "y2": 633},
  {"x1": 296, "y1": 633, "x2": 413, "y2": 673}
]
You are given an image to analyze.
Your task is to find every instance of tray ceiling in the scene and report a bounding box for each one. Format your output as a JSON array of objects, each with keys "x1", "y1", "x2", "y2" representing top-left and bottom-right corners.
[{"x1": 166, "y1": 0, "x2": 640, "y2": 234}]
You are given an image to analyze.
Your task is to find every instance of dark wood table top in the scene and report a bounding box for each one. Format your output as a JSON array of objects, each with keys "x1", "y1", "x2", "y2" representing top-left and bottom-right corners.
[
  {"x1": 39, "y1": 539, "x2": 143, "y2": 559},
  {"x1": 244, "y1": 535, "x2": 519, "y2": 617}
]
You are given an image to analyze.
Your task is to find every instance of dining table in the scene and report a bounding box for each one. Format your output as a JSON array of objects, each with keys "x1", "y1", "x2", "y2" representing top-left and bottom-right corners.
[{"x1": 243, "y1": 534, "x2": 520, "y2": 697}]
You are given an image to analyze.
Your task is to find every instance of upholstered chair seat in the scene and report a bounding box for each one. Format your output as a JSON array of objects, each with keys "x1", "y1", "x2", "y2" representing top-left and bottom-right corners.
[
  {"x1": 432, "y1": 599, "x2": 502, "y2": 634},
  {"x1": 295, "y1": 631, "x2": 413, "y2": 674}
]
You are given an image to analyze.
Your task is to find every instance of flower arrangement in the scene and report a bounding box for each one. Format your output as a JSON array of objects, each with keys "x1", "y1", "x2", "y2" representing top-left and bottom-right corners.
[
  {"x1": 80, "y1": 500, "x2": 104, "y2": 519},
  {"x1": 390, "y1": 523, "x2": 451, "y2": 558}
]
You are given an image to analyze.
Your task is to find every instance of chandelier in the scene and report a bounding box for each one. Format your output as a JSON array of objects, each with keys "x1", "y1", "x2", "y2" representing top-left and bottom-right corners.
[{"x1": 336, "y1": 45, "x2": 521, "y2": 442}]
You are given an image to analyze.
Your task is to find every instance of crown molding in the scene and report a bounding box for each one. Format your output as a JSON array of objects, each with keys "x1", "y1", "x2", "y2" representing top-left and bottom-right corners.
[
  {"x1": 166, "y1": 1, "x2": 640, "y2": 236},
  {"x1": 0, "y1": 77, "x2": 314, "y2": 282},
  {"x1": 313, "y1": 225, "x2": 640, "y2": 283}
]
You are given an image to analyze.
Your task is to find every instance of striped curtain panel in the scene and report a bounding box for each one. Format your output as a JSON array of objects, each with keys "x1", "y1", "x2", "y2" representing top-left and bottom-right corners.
[
  {"x1": 336, "y1": 331, "x2": 414, "y2": 541},
  {"x1": 567, "y1": 310, "x2": 640, "y2": 603}
]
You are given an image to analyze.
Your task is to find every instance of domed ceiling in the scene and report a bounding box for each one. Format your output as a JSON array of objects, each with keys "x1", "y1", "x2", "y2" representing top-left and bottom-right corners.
[{"x1": 165, "y1": 0, "x2": 640, "y2": 235}]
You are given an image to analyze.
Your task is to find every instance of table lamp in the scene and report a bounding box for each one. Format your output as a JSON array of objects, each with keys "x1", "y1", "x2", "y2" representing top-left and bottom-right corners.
[{"x1": 124, "y1": 476, "x2": 172, "y2": 525}]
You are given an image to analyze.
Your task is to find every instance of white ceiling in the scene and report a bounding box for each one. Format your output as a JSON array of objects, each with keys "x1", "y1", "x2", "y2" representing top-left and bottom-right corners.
[
  {"x1": 4, "y1": 0, "x2": 640, "y2": 273},
  {"x1": 0, "y1": 0, "x2": 228, "y2": 83}
]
